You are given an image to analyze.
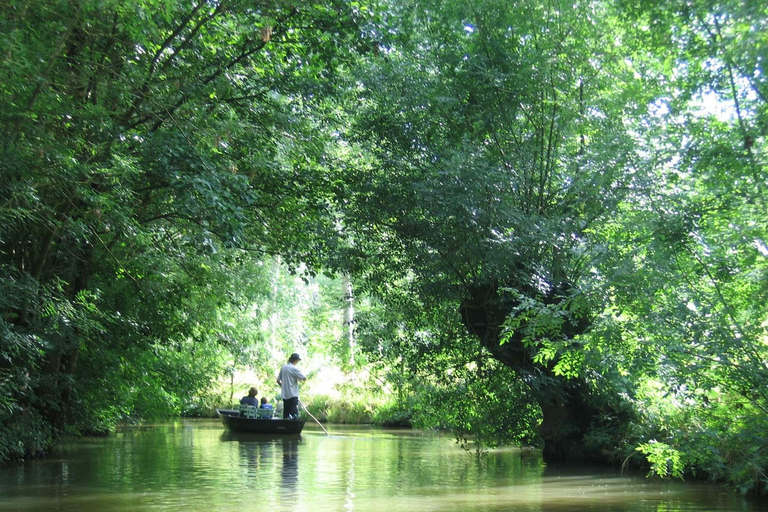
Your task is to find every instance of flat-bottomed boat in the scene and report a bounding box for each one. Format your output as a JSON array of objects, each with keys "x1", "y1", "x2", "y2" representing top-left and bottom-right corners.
[{"x1": 216, "y1": 408, "x2": 306, "y2": 435}]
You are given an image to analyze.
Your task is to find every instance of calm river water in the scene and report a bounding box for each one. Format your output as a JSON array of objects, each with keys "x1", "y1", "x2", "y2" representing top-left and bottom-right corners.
[{"x1": 0, "y1": 419, "x2": 764, "y2": 512}]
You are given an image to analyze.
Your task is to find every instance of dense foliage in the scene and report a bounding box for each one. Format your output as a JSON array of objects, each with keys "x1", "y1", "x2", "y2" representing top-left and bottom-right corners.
[
  {"x1": 1, "y1": 0, "x2": 767, "y2": 496},
  {"x1": 0, "y1": 0, "x2": 371, "y2": 459},
  {"x1": 339, "y1": 0, "x2": 768, "y2": 491}
]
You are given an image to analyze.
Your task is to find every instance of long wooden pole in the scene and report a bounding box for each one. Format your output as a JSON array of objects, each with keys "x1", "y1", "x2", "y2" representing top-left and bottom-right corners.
[{"x1": 300, "y1": 400, "x2": 329, "y2": 436}]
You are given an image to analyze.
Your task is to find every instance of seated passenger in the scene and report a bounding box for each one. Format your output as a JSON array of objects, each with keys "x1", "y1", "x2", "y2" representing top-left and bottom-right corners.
[
  {"x1": 239, "y1": 387, "x2": 259, "y2": 407},
  {"x1": 259, "y1": 397, "x2": 274, "y2": 410}
]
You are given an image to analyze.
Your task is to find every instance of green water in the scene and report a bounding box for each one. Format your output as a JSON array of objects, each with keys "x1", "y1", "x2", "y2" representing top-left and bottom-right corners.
[{"x1": 0, "y1": 419, "x2": 763, "y2": 511}]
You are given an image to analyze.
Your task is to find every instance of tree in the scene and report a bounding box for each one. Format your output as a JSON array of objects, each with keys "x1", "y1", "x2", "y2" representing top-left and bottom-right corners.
[
  {"x1": 592, "y1": 0, "x2": 768, "y2": 491},
  {"x1": 339, "y1": 0, "x2": 641, "y2": 461},
  {"x1": 0, "y1": 0, "x2": 372, "y2": 460}
]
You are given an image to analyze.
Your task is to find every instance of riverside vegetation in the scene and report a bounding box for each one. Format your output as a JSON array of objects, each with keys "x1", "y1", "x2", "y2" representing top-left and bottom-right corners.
[{"x1": 1, "y1": 0, "x2": 767, "y2": 496}]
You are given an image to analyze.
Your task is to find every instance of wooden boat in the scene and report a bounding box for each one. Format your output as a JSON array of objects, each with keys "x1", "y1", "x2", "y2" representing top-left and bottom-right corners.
[{"x1": 216, "y1": 408, "x2": 306, "y2": 435}]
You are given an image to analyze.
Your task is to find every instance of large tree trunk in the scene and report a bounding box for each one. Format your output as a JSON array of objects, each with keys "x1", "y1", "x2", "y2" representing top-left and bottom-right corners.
[{"x1": 459, "y1": 282, "x2": 600, "y2": 462}]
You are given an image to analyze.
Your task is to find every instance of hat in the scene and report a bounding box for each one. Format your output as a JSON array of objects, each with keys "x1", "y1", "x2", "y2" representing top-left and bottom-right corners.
[{"x1": 289, "y1": 352, "x2": 301, "y2": 361}]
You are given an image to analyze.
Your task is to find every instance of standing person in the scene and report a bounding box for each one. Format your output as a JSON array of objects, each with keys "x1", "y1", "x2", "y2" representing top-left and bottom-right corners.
[
  {"x1": 276, "y1": 353, "x2": 306, "y2": 420},
  {"x1": 240, "y1": 387, "x2": 259, "y2": 407}
]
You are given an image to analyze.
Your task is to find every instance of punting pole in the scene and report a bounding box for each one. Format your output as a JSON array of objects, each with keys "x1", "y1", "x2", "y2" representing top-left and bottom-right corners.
[{"x1": 300, "y1": 400, "x2": 329, "y2": 436}]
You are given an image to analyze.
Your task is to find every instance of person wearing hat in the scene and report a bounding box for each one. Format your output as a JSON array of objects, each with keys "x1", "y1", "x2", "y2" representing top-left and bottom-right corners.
[{"x1": 276, "y1": 353, "x2": 306, "y2": 420}]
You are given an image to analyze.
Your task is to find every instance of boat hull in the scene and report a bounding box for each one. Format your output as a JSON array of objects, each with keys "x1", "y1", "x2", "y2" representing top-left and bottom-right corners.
[{"x1": 216, "y1": 409, "x2": 306, "y2": 434}]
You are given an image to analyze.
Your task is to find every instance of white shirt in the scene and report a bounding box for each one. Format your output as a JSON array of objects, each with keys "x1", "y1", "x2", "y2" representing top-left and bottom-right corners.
[{"x1": 277, "y1": 363, "x2": 306, "y2": 399}]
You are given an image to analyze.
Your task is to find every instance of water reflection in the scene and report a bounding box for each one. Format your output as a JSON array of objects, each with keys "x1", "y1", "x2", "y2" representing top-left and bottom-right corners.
[
  {"x1": 218, "y1": 431, "x2": 302, "y2": 444},
  {"x1": 0, "y1": 421, "x2": 765, "y2": 512},
  {"x1": 218, "y1": 430, "x2": 303, "y2": 504},
  {"x1": 280, "y1": 437, "x2": 300, "y2": 502}
]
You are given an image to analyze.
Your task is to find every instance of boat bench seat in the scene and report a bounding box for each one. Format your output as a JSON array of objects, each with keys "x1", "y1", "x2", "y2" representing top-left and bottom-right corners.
[
  {"x1": 256, "y1": 408, "x2": 274, "y2": 419},
  {"x1": 238, "y1": 404, "x2": 274, "y2": 419},
  {"x1": 238, "y1": 404, "x2": 256, "y2": 418}
]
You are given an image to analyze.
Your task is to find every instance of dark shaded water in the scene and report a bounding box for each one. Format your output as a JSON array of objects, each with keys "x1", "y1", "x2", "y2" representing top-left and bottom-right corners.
[{"x1": 0, "y1": 419, "x2": 763, "y2": 511}]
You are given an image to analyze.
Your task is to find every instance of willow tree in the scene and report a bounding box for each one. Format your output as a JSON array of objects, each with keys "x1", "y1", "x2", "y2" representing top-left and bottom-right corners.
[{"x1": 340, "y1": 0, "x2": 641, "y2": 461}]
